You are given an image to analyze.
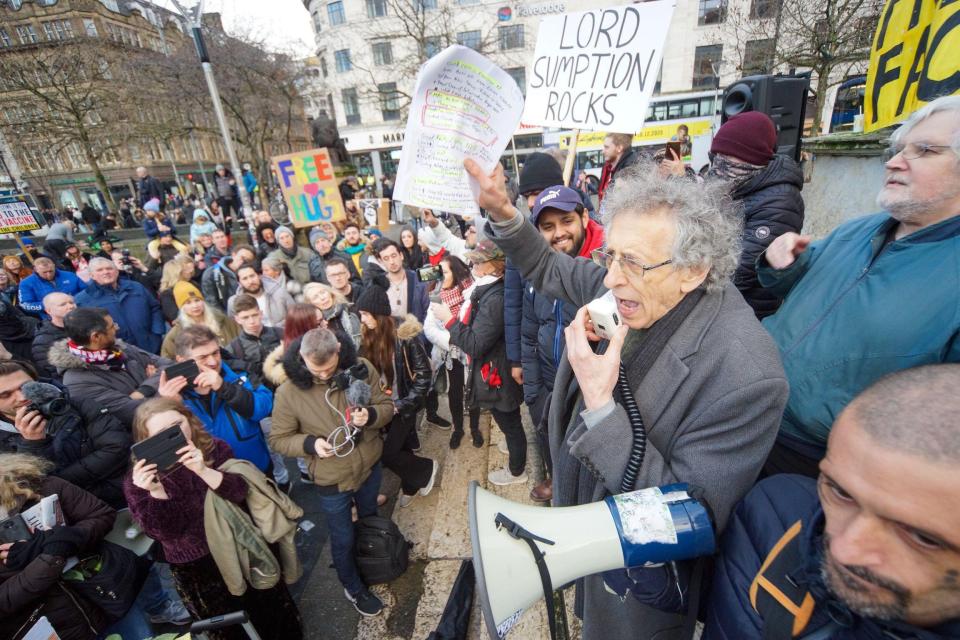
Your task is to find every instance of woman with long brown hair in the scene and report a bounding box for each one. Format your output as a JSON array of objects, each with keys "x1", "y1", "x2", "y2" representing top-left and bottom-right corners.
[
  {"x1": 355, "y1": 284, "x2": 437, "y2": 507},
  {"x1": 124, "y1": 399, "x2": 302, "y2": 640}
]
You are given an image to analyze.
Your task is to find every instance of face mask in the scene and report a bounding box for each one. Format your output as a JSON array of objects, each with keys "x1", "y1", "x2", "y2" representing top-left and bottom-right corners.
[{"x1": 707, "y1": 153, "x2": 765, "y2": 184}]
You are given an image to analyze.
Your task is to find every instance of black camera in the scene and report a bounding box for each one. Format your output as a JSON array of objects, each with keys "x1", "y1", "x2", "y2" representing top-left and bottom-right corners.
[
  {"x1": 22, "y1": 382, "x2": 69, "y2": 419},
  {"x1": 121, "y1": 248, "x2": 133, "y2": 265}
]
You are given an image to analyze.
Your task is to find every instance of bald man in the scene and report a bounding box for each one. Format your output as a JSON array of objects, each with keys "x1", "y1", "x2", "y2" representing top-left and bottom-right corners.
[
  {"x1": 701, "y1": 365, "x2": 960, "y2": 639},
  {"x1": 31, "y1": 292, "x2": 76, "y2": 381}
]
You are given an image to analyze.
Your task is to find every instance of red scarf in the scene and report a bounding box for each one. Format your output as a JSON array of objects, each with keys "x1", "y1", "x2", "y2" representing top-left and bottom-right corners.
[
  {"x1": 440, "y1": 277, "x2": 472, "y2": 319},
  {"x1": 578, "y1": 218, "x2": 605, "y2": 259},
  {"x1": 67, "y1": 339, "x2": 126, "y2": 370},
  {"x1": 428, "y1": 247, "x2": 447, "y2": 267}
]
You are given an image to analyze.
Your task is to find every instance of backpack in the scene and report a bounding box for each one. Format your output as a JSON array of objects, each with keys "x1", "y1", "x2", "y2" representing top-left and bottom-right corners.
[{"x1": 355, "y1": 515, "x2": 409, "y2": 585}]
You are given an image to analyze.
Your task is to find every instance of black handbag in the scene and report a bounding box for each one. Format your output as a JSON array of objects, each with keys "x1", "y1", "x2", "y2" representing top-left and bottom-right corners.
[{"x1": 62, "y1": 540, "x2": 152, "y2": 620}]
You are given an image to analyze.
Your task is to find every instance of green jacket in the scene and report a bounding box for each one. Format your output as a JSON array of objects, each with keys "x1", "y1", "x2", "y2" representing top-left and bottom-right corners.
[{"x1": 760, "y1": 213, "x2": 960, "y2": 449}]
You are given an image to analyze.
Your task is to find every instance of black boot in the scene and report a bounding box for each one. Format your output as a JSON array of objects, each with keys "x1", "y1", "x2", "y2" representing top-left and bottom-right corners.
[
  {"x1": 449, "y1": 430, "x2": 463, "y2": 449},
  {"x1": 471, "y1": 429, "x2": 484, "y2": 448}
]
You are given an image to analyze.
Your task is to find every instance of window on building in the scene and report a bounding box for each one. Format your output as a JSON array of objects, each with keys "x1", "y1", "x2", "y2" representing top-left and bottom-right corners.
[
  {"x1": 312, "y1": 11, "x2": 323, "y2": 33},
  {"x1": 418, "y1": 0, "x2": 438, "y2": 9},
  {"x1": 698, "y1": 0, "x2": 726, "y2": 25},
  {"x1": 334, "y1": 49, "x2": 352, "y2": 73},
  {"x1": 327, "y1": 1, "x2": 346, "y2": 26},
  {"x1": 372, "y1": 41, "x2": 393, "y2": 65},
  {"x1": 82, "y1": 18, "x2": 98, "y2": 37},
  {"x1": 743, "y1": 38, "x2": 774, "y2": 75},
  {"x1": 457, "y1": 0, "x2": 480, "y2": 4},
  {"x1": 499, "y1": 25, "x2": 524, "y2": 50},
  {"x1": 457, "y1": 30, "x2": 481, "y2": 50},
  {"x1": 505, "y1": 67, "x2": 526, "y2": 96},
  {"x1": 424, "y1": 36, "x2": 442, "y2": 58},
  {"x1": 15, "y1": 24, "x2": 39, "y2": 45},
  {"x1": 366, "y1": 0, "x2": 387, "y2": 18},
  {"x1": 692, "y1": 44, "x2": 723, "y2": 89},
  {"x1": 319, "y1": 56, "x2": 328, "y2": 77},
  {"x1": 379, "y1": 82, "x2": 401, "y2": 121},
  {"x1": 327, "y1": 93, "x2": 336, "y2": 119},
  {"x1": 42, "y1": 20, "x2": 74, "y2": 41},
  {"x1": 750, "y1": 0, "x2": 780, "y2": 19},
  {"x1": 343, "y1": 88, "x2": 361, "y2": 125},
  {"x1": 0, "y1": 29, "x2": 11, "y2": 48}
]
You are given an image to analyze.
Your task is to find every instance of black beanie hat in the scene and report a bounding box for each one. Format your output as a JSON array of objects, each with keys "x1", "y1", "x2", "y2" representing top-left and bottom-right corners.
[
  {"x1": 356, "y1": 284, "x2": 392, "y2": 317},
  {"x1": 518, "y1": 152, "x2": 563, "y2": 195}
]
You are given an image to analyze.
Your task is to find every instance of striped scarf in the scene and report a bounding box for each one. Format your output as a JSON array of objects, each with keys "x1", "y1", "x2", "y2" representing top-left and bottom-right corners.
[
  {"x1": 439, "y1": 277, "x2": 472, "y2": 319},
  {"x1": 67, "y1": 339, "x2": 126, "y2": 370}
]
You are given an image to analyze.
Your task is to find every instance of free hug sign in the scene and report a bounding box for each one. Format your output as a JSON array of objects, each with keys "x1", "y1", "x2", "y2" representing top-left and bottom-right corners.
[{"x1": 271, "y1": 148, "x2": 347, "y2": 228}]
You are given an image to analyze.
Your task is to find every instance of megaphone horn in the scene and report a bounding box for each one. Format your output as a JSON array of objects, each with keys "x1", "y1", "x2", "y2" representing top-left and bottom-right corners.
[{"x1": 468, "y1": 481, "x2": 715, "y2": 639}]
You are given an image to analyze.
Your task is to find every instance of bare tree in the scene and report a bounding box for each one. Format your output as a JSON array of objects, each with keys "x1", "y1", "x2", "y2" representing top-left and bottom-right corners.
[{"x1": 723, "y1": 0, "x2": 882, "y2": 134}]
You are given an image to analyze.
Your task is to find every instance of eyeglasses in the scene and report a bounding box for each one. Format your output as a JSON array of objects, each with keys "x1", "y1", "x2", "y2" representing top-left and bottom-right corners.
[
  {"x1": 591, "y1": 249, "x2": 673, "y2": 280},
  {"x1": 882, "y1": 142, "x2": 953, "y2": 162}
]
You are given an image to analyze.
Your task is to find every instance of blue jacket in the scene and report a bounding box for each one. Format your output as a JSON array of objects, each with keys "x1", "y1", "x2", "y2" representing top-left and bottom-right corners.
[
  {"x1": 74, "y1": 279, "x2": 165, "y2": 353},
  {"x1": 142, "y1": 215, "x2": 177, "y2": 240},
  {"x1": 760, "y1": 213, "x2": 960, "y2": 451},
  {"x1": 181, "y1": 363, "x2": 272, "y2": 472},
  {"x1": 504, "y1": 260, "x2": 523, "y2": 364},
  {"x1": 520, "y1": 281, "x2": 575, "y2": 405},
  {"x1": 404, "y1": 268, "x2": 429, "y2": 324},
  {"x1": 703, "y1": 475, "x2": 960, "y2": 640},
  {"x1": 18, "y1": 270, "x2": 83, "y2": 317}
]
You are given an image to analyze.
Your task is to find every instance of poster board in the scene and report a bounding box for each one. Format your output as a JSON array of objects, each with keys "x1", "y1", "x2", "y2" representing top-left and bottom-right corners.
[
  {"x1": 355, "y1": 198, "x2": 391, "y2": 229},
  {"x1": 864, "y1": 0, "x2": 960, "y2": 132},
  {"x1": 0, "y1": 194, "x2": 42, "y2": 234},
  {"x1": 522, "y1": 1, "x2": 675, "y2": 133},
  {"x1": 271, "y1": 148, "x2": 346, "y2": 228}
]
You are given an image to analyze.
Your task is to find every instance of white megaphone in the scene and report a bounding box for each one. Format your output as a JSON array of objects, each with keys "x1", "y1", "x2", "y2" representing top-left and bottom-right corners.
[{"x1": 468, "y1": 481, "x2": 715, "y2": 639}]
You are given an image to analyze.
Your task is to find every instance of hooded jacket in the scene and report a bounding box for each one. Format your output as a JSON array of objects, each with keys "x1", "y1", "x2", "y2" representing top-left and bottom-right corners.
[
  {"x1": 189, "y1": 209, "x2": 219, "y2": 244},
  {"x1": 18, "y1": 270, "x2": 83, "y2": 316},
  {"x1": 74, "y1": 278, "x2": 165, "y2": 354},
  {"x1": 201, "y1": 258, "x2": 240, "y2": 312},
  {"x1": 387, "y1": 314, "x2": 432, "y2": 417},
  {"x1": 226, "y1": 276, "x2": 294, "y2": 329},
  {"x1": 47, "y1": 338, "x2": 169, "y2": 428},
  {"x1": 31, "y1": 321, "x2": 66, "y2": 381},
  {"x1": 267, "y1": 246, "x2": 313, "y2": 285},
  {"x1": 729, "y1": 154, "x2": 805, "y2": 319},
  {"x1": 703, "y1": 475, "x2": 960, "y2": 640},
  {"x1": 268, "y1": 334, "x2": 394, "y2": 493},
  {"x1": 228, "y1": 325, "x2": 283, "y2": 389}
]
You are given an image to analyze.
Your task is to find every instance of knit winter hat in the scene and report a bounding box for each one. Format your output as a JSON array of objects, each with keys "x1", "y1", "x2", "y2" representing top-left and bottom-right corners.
[
  {"x1": 518, "y1": 152, "x2": 563, "y2": 195},
  {"x1": 356, "y1": 284, "x2": 391, "y2": 317},
  {"x1": 275, "y1": 225, "x2": 295, "y2": 240},
  {"x1": 143, "y1": 199, "x2": 161, "y2": 213},
  {"x1": 173, "y1": 281, "x2": 203, "y2": 309},
  {"x1": 710, "y1": 112, "x2": 778, "y2": 166},
  {"x1": 309, "y1": 227, "x2": 330, "y2": 247}
]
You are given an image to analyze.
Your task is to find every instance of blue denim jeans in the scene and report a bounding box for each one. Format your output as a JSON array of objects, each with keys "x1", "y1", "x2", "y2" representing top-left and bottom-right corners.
[{"x1": 316, "y1": 463, "x2": 382, "y2": 596}]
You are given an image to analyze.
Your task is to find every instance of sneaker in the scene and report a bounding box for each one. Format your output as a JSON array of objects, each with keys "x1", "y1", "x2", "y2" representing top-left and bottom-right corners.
[
  {"x1": 420, "y1": 459, "x2": 439, "y2": 496},
  {"x1": 344, "y1": 587, "x2": 384, "y2": 616},
  {"x1": 148, "y1": 600, "x2": 192, "y2": 626},
  {"x1": 471, "y1": 430, "x2": 484, "y2": 448},
  {"x1": 398, "y1": 492, "x2": 416, "y2": 508},
  {"x1": 497, "y1": 439, "x2": 509, "y2": 455},
  {"x1": 488, "y1": 468, "x2": 528, "y2": 486},
  {"x1": 449, "y1": 430, "x2": 463, "y2": 449},
  {"x1": 426, "y1": 413, "x2": 452, "y2": 430}
]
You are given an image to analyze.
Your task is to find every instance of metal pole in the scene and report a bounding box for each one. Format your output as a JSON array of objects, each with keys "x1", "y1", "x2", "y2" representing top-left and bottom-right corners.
[{"x1": 189, "y1": 132, "x2": 211, "y2": 193}]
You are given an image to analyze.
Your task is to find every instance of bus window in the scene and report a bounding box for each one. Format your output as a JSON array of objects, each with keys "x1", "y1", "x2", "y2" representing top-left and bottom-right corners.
[
  {"x1": 700, "y1": 96, "x2": 715, "y2": 117},
  {"x1": 652, "y1": 103, "x2": 668, "y2": 121},
  {"x1": 679, "y1": 100, "x2": 700, "y2": 118},
  {"x1": 831, "y1": 76, "x2": 866, "y2": 132}
]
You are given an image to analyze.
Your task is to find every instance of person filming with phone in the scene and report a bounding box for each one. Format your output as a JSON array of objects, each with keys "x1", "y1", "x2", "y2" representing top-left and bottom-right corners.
[{"x1": 464, "y1": 157, "x2": 789, "y2": 640}]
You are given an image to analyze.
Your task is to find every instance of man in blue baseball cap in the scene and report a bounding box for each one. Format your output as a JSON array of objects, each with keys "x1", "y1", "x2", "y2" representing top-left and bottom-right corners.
[{"x1": 517, "y1": 185, "x2": 605, "y2": 503}]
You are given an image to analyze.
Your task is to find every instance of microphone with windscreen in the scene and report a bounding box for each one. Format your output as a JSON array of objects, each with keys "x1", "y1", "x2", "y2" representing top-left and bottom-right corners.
[{"x1": 21, "y1": 382, "x2": 69, "y2": 419}]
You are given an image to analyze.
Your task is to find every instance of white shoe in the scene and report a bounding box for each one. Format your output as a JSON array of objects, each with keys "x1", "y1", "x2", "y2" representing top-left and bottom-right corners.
[
  {"x1": 488, "y1": 468, "x2": 528, "y2": 486},
  {"x1": 497, "y1": 439, "x2": 509, "y2": 455},
  {"x1": 398, "y1": 492, "x2": 416, "y2": 508},
  {"x1": 419, "y1": 459, "x2": 439, "y2": 496}
]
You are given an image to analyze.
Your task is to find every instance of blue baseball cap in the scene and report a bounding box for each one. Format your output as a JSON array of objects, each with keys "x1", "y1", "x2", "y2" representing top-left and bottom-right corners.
[{"x1": 531, "y1": 186, "x2": 581, "y2": 226}]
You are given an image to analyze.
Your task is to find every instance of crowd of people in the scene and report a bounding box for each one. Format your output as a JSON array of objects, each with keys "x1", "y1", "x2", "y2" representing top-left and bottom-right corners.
[{"x1": 0, "y1": 95, "x2": 959, "y2": 640}]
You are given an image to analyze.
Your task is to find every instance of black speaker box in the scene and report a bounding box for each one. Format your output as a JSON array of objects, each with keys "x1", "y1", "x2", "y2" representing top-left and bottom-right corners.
[{"x1": 721, "y1": 74, "x2": 811, "y2": 162}]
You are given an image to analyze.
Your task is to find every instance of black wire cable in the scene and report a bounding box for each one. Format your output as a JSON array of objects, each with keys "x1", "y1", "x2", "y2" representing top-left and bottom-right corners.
[{"x1": 618, "y1": 362, "x2": 647, "y2": 493}]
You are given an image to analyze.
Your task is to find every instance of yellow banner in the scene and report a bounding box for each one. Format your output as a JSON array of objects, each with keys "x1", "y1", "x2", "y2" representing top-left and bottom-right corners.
[
  {"x1": 864, "y1": 0, "x2": 960, "y2": 132},
  {"x1": 559, "y1": 120, "x2": 713, "y2": 149}
]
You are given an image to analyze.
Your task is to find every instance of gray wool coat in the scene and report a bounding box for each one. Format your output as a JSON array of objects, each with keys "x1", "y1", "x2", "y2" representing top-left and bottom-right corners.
[{"x1": 488, "y1": 215, "x2": 789, "y2": 640}]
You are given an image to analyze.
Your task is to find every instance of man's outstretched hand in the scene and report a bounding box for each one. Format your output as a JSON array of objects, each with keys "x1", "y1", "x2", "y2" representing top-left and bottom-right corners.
[{"x1": 464, "y1": 159, "x2": 517, "y2": 222}]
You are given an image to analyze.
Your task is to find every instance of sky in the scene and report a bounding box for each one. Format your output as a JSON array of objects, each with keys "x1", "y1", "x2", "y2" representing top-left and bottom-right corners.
[{"x1": 155, "y1": 0, "x2": 315, "y2": 56}]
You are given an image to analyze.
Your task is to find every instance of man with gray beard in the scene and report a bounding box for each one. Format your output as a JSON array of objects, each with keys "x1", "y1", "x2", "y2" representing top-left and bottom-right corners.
[{"x1": 757, "y1": 95, "x2": 960, "y2": 477}]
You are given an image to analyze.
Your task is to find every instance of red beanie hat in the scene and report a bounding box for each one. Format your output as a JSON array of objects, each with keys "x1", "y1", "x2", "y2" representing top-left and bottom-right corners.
[{"x1": 710, "y1": 112, "x2": 778, "y2": 166}]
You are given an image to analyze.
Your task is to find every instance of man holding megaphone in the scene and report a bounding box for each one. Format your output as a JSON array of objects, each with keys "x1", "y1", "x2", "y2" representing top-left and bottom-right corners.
[{"x1": 464, "y1": 158, "x2": 789, "y2": 639}]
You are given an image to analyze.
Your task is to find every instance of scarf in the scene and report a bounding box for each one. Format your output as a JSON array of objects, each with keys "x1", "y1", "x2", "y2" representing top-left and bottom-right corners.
[
  {"x1": 440, "y1": 277, "x2": 473, "y2": 319},
  {"x1": 707, "y1": 154, "x2": 765, "y2": 186},
  {"x1": 67, "y1": 339, "x2": 126, "y2": 369},
  {"x1": 280, "y1": 244, "x2": 298, "y2": 258},
  {"x1": 343, "y1": 243, "x2": 366, "y2": 256},
  {"x1": 578, "y1": 219, "x2": 605, "y2": 259},
  {"x1": 457, "y1": 274, "x2": 499, "y2": 324}
]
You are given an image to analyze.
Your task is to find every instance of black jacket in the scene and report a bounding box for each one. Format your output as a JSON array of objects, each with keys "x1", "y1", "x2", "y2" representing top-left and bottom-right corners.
[
  {"x1": 14, "y1": 396, "x2": 130, "y2": 508},
  {"x1": 137, "y1": 175, "x2": 164, "y2": 208},
  {"x1": 730, "y1": 154, "x2": 805, "y2": 319},
  {"x1": 308, "y1": 247, "x2": 362, "y2": 286},
  {"x1": 448, "y1": 279, "x2": 523, "y2": 412},
  {"x1": 0, "y1": 293, "x2": 37, "y2": 359},
  {"x1": 391, "y1": 315, "x2": 432, "y2": 418},
  {"x1": 31, "y1": 321, "x2": 66, "y2": 381},
  {"x1": 228, "y1": 326, "x2": 283, "y2": 389}
]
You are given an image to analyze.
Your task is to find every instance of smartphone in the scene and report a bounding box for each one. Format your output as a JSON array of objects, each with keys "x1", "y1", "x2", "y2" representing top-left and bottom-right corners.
[
  {"x1": 0, "y1": 514, "x2": 31, "y2": 544},
  {"x1": 131, "y1": 425, "x2": 188, "y2": 473},
  {"x1": 164, "y1": 359, "x2": 199, "y2": 388},
  {"x1": 417, "y1": 265, "x2": 444, "y2": 283},
  {"x1": 586, "y1": 291, "x2": 622, "y2": 341},
  {"x1": 429, "y1": 293, "x2": 442, "y2": 304},
  {"x1": 665, "y1": 141, "x2": 683, "y2": 161}
]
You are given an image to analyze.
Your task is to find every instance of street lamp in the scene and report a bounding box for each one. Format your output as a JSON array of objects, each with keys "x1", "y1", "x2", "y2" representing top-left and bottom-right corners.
[{"x1": 169, "y1": 0, "x2": 257, "y2": 246}]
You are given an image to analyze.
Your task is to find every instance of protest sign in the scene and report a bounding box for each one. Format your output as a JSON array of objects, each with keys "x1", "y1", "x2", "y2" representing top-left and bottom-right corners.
[
  {"x1": 271, "y1": 148, "x2": 346, "y2": 228},
  {"x1": 393, "y1": 45, "x2": 524, "y2": 216},
  {"x1": 0, "y1": 194, "x2": 42, "y2": 234},
  {"x1": 523, "y1": 1, "x2": 675, "y2": 133},
  {"x1": 865, "y1": 0, "x2": 960, "y2": 132}
]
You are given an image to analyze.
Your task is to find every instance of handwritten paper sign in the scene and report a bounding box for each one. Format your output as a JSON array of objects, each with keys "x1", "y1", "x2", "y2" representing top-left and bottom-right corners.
[
  {"x1": 393, "y1": 45, "x2": 524, "y2": 216},
  {"x1": 523, "y1": 1, "x2": 675, "y2": 133},
  {"x1": 0, "y1": 195, "x2": 42, "y2": 233},
  {"x1": 271, "y1": 148, "x2": 346, "y2": 228}
]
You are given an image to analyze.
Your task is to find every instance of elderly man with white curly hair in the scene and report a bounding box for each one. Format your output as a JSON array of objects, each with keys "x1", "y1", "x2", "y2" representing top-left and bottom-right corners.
[
  {"x1": 757, "y1": 94, "x2": 960, "y2": 479},
  {"x1": 465, "y1": 154, "x2": 789, "y2": 640}
]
